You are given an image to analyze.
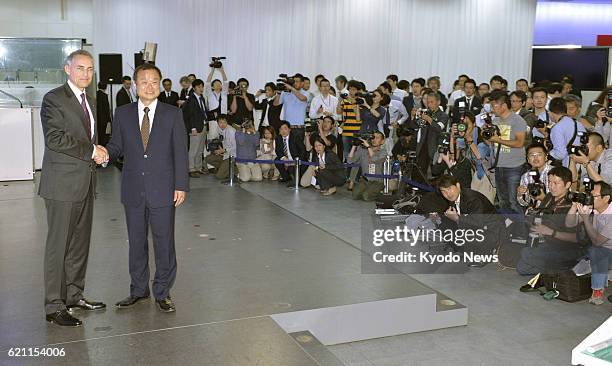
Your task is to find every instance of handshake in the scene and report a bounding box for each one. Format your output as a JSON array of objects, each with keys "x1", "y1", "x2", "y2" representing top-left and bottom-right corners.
[{"x1": 94, "y1": 145, "x2": 109, "y2": 166}]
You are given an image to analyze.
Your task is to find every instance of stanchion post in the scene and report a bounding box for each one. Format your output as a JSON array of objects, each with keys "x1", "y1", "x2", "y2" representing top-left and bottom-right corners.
[
  {"x1": 397, "y1": 166, "x2": 403, "y2": 196},
  {"x1": 228, "y1": 156, "x2": 235, "y2": 187},
  {"x1": 383, "y1": 156, "x2": 390, "y2": 195},
  {"x1": 293, "y1": 158, "x2": 300, "y2": 190}
]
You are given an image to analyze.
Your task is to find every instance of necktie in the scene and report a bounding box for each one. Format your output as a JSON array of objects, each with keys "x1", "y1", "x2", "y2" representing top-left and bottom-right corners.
[
  {"x1": 80, "y1": 93, "x2": 92, "y2": 141},
  {"x1": 283, "y1": 137, "x2": 289, "y2": 157},
  {"x1": 466, "y1": 98, "x2": 471, "y2": 110},
  {"x1": 141, "y1": 107, "x2": 150, "y2": 151},
  {"x1": 199, "y1": 96, "x2": 206, "y2": 112},
  {"x1": 167, "y1": 92, "x2": 170, "y2": 98}
]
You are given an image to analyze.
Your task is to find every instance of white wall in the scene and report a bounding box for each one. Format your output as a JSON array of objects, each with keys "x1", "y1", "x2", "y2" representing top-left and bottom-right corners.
[{"x1": 0, "y1": 0, "x2": 93, "y2": 40}]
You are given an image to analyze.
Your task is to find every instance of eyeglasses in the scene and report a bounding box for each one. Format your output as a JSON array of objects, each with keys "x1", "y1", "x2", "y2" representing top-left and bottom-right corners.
[{"x1": 75, "y1": 66, "x2": 94, "y2": 74}]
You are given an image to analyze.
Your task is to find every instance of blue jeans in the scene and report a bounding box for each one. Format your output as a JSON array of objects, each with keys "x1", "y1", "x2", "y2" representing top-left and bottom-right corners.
[
  {"x1": 589, "y1": 245, "x2": 612, "y2": 290},
  {"x1": 495, "y1": 166, "x2": 523, "y2": 215}
]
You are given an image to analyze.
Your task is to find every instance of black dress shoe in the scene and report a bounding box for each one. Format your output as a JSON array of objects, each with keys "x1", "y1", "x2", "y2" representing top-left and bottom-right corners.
[
  {"x1": 67, "y1": 298, "x2": 106, "y2": 312},
  {"x1": 115, "y1": 295, "x2": 150, "y2": 309},
  {"x1": 46, "y1": 310, "x2": 82, "y2": 327},
  {"x1": 156, "y1": 296, "x2": 176, "y2": 313}
]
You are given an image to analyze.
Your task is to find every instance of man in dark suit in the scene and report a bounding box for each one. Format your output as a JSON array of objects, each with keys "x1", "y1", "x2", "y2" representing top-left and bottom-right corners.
[
  {"x1": 254, "y1": 82, "x2": 283, "y2": 133},
  {"x1": 275, "y1": 121, "x2": 307, "y2": 184},
  {"x1": 116, "y1": 75, "x2": 134, "y2": 107},
  {"x1": 438, "y1": 174, "x2": 504, "y2": 265},
  {"x1": 158, "y1": 78, "x2": 179, "y2": 106},
  {"x1": 185, "y1": 79, "x2": 208, "y2": 177},
  {"x1": 451, "y1": 79, "x2": 482, "y2": 123},
  {"x1": 40, "y1": 50, "x2": 108, "y2": 327},
  {"x1": 105, "y1": 63, "x2": 189, "y2": 313},
  {"x1": 96, "y1": 82, "x2": 112, "y2": 145}
]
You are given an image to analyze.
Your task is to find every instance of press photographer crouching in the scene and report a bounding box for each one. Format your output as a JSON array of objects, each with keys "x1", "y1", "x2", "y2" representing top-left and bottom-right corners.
[
  {"x1": 569, "y1": 131, "x2": 612, "y2": 186},
  {"x1": 301, "y1": 116, "x2": 339, "y2": 187},
  {"x1": 431, "y1": 111, "x2": 481, "y2": 189},
  {"x1": 309, "y1": 136, "x2": 345, "y2": 196},
  {"x1": 437, "y1": 174, "x2": 504, "y2": 266},
  {"x1": 516, "y1": 166, "x2": 585, "y2": 275},
  {"x1": 392, "y1": 124, "x2": 419, "y2": 187},
  {"x1": 564, "y1": 181, "x2": 612, "y2": 305},
  {"x1": 275, "y1": 121, "x2": 307, "y2": 185},
  {"x1": 205, "y1": 114, "x2": 236, "y2": 180},
  {"x1": 517, "y1": 143, "x2": 553, "y2": 208},
  {"x1": 349, "y1": 130, "x2": 388, "y2": 201}
]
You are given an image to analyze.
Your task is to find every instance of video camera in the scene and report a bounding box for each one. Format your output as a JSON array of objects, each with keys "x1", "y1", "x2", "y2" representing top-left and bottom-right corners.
[
  {"x1": 209, "y1": 57, "x2": 226, "y2": 68},
  {"x1": 567, "y1": 177, "x2": 594, "y2": 205},
  {"x1": 356, "y1": 91, "x2": 374, "y2": 106},
  {"x1": 276, "y1": 74, "x2": 295, "y2": 91},
  {"x1": 527, "y1": 169, "x2": 545, "y2": 198},
  {"x1": 352, "y1": 132, "x2": 374, "y2": 146},
  {"x1": 304, "y1": 117, "x2": 318, "y2": 133}
]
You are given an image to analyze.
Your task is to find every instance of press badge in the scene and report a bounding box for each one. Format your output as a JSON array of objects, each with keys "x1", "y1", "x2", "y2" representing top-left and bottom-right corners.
[{"x1": 368, "y1": 163, "x2": 376, "y2": 175}]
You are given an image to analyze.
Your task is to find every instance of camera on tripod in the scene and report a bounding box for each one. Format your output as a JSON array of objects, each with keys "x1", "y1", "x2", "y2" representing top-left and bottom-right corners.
[
  {"x1": 567, "y1": 132, "x2": 589, "y2": 156},
  {"x1": 567, "y1": 177, "x2": 594, "y2": 205},
  {"x1": 527, "y1": 169, "x2": 545, "y2": 197},
  {"x1": 352, "y1": 132, "x2": 374, "y2": 146},
  {"x1": 276, "y1": 74, "x2": 295, "y2": 91},
  {"x1": 209, "y1": 57, "x2": 226, "y2": 68}
]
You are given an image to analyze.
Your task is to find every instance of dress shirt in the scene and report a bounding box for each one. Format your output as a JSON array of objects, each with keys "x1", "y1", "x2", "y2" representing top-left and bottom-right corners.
[
  {"x1": 67, "y1": 79, "x2": 96, "y2": 157},
  {"x1": 138, "y1": 98, "x2": 157, "y2": 133},
  {"x1": 309, "y1": 93, "x2": 339, "y2": 119}
]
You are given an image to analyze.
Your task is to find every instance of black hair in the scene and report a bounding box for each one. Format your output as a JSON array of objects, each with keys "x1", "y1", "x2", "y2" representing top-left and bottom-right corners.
[
  {"x1": 595, "y1": 181, "x2": 612, "y2": 203},
  {"x1": 458, "y1": 74, "x2": 469, "y2": 80},
  {"x1": 548, "y1": 166, "x2": 573, "y2": 185},
  {"x1": 527, "y1": 142, "x2": 548, "y2": 153},
  {"x1": 380, "y1": 94, "x2": 391, "y2": 107},
  {"x1": 303, "y1": 76, "x2": 310, "y2": 82},
  {"x1": 280, "y1": 121, "x2": 291, "y2": 130},
  {"x1": 217, "y1": 114, "x2": 229, "y2": 122},
  {"x1": 548, "y1": 97, "x2": 567, "y2": 114},
  {"x1": 479, "y1": 82, "x2": 490, "y2": 88},
  {"x1": 587, "y1": 131, "x2": 605, "y2": 148},
  {"x1": 464, "y1": 79, "x2": 476, "y2": 88},
  {"x1": 97, "y1": 82, "x2": 107, "y2": 90},
  {"x1": 133, "y1": 64, "x2": 162, "y2": 82},
  {"x1": 516, "y1": 78, "x2": 529, "y2": 85},
  {"x1": 335, "y1": 75, "x2": 347, "y2": 85},
  {"x1": 162, "y1": 78, "x2": 171, "y2": 84},
  {"x1": 314, "y1": 74, "x2": 325, "y2": 82},
  {"x1": 411, "y1": 78, "x2": 426, "y2": 87},
  {"x1": 122, "y1": 75, "x2": 132, "y2": 82},
  {"x1": 211, "y1": 79, "x2": 222, "y2": 87},
  {"x1": 319, "y1": 78, "x2": 330, "y2": 85},
  {"x1": 347, "y1": 80, "x2": 360, "y2": 90},
  {"x1": 237, "y1": 77, "x2": 249, "y2": 86},
  {"x1": 489, "y1": 90, "x2": 511, "y2": 109},
  {"x1": 438, "y1": 174, "x2": 459, "y2": 188},
  {"x1": 312, "y1": 136, "x2": 328, "y2": 149},
  {"x1": 386, "y1": 74, "x2": 399, "y2": 83},
  {"x1": 191, "y1": 78, "x2": 204, "y2": 88},
  {"x1": 397, "y1": 80, "x2": 410, "y2": 90},
  {"x1": 188, "y1": 73, "x2": 196, "y2": 78},
  {"x1": 510, "y1": 90, "x2": 527, "y2": 103},
  {"x1": 531, "y1": 86, "x2": 548, "y2": 97},
  {"x1": 264, "y1": 82, "x2": 276, "y2": 91},
  {"x1": 548, "y1": 82, "x2": 563, "y2": 95},
  {"x1": 490, "y1": 75, "x2": 504, "y2": 84},
  {"x1": 379, "y1": 81, "x2": 392, "y2": 93}
]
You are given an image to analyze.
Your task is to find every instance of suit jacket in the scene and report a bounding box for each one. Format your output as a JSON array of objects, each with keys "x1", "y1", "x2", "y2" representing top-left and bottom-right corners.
[
  {"x1": 275, "y1": 132, "x2": 307, "y2": 162},
  {"x1": 39, "y1": 83, "x2": 97, "y2": 202},
  {"x1": 116, "y1": 87, "x2": 133, "y2": 107},
  {"x1": 96, "y1": 90, "x2": 111, "y2": 144},
  {"x1": 408, "y1": 109, "x2": 449, "y2": 159},
  {"x1": 185, "y1": 93, "x2": 207, "y2": 133},
  {"x1": 254, "y1": 98, "x2": 282, "y2": 131},
  {"x1": 314, "y1": 150, "x2": 344, "y2": 173},
  {"x1": 106, "y1": 102, "x2": 189, "y2": 208},
  {"x1": 158, "y1": 90, "x2": 180, "y2": 106},
  {"x1": 452, "y1": 95, "x2": 482, "y2": 123},
  {"x1": 447, "y1": 188, "x2": 500, "y2": 230}
]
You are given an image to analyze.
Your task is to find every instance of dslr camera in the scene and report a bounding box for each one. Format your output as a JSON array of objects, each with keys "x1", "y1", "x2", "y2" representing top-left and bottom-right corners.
[
  {"x1": 207, "y1": 135, "x2": 224, "y2": 152},
  {"x1": 304, "y1": 117, "x2": 318, "y2": 133},
  {"x1": 480, "y1": 113, "x2": 498, "y2": 140},
  {"x1": 534, "y1": 118, "x2": 548, "y2": 129},
  {"x1": 437, "y1": 132, "x2": 451, "y2": 154},
  {"x1": 567, "y1": 177, "x2": 595, "y2": 205},
  {"x1": 209, "y1": 57, "x2": 226, "y2": 68},
  {"x1": 527, "y1": 169, "x2": 545, "y2": 197},
  {"x1": 276, "y1": 74, "x2": 295, "y2": 91},
  {"x1": 567, "y1": 132, "x2": 589, "y2": 156}
]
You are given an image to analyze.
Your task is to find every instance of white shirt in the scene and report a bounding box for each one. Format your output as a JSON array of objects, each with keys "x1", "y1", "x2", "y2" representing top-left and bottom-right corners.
[
  {"x1": 67, "y1": 80, "x2": 97, "y2": 158},
  {"x1": 449, "y1": 89, "x2": 465, "y2": 107},
  {"x1": 393, "y1": 88, "x2": 408, "y2": 100},
  {"x1": 205, "y1": 81, "x2": 229, "y2": 113},
  {"x1": 282, "y1": 135, "x2": 293, "y2": 160},
  {"x1": 163, "y1": 90, "x2": 172, "y2": 98},
  {"x1": 318, "y1": 152, "x2": 326, "y2": 165},
  {"x1": 138, "y1": 98, "x2": 157, "y2": 133},
  {"x1": 309, "y1": 93, "x2": 339, "y2": 119},
  {"x1": 455, "y1": 194, "x2": 461, "y2": 215},
  {"x1": 260, "y1": 96, "x2": 275, "y2": 127}
]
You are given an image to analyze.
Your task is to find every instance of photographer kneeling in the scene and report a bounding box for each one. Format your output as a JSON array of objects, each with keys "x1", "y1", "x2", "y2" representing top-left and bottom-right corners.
[
  {"x1": 517, "y1": 143, "x2": 553, "y2": 208},
  {"x1": 516, "y1": 167, "x2": 583, "y2": 275},
  {"x1": 310, "y1": 136, "x2": 345, "y2": 196},
  {"x1": 349, "y1": 131, "x2": 388, "y2": 201},
  {"x1": 569, "y1": 131, "x2": 612, "y2": 186},
  {"x1": 235, "y1": 121, "x2": 262, "y2": 182},
  {"x1": 565, "y1": 181, "x2": 612, "y2": 305},
  {"x1": 205, "y1": 114, "x2": 236, "y2": 180}
]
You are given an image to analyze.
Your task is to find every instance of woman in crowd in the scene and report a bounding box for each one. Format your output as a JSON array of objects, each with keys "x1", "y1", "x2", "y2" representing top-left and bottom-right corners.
[
  {"x1": 357, "y1": 90, "x2": 386, "y2": 133},
  {"x1": 235, "y1": 121, "x2": 262, "y2": 182},
  {"x1": 312, "y1": 136, "x2": 345, "y2": 196},
  {"x1": 258, "y1": 126, "x2": 279, "y2": 180}
]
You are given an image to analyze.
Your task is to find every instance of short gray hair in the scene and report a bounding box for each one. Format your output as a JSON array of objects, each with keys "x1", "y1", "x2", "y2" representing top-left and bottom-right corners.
[
  {"x1": 65, "y1": 49, "x2": 93, "y2": 65},
  {"x1": 564, "y1": 94, "x2": 582, "y2": 108}
]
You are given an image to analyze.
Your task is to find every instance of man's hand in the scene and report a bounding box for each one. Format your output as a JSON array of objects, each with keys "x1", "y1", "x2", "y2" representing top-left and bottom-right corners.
[
  {"x1": 319, "y1": 163, "x2": 325, "y2": 170},
  {"x1": 421, "y1": 113, "x2": 433, "y2": 124},
  {"x1": 215, "y1": 148, "x2": 225, "y2": 156},
  {"x1": 444, "y1": 207, "x2": 459, "y2": 222},
  {"x1": 531, "y1": 223, "x2": 554, "y2": 236},
  {"x1": 517, "y1": 185, "x2": 528, "y2": 195},
  {"x1": 577, "y1": 203, "x2": 593, "y2": 218},
  {"x1": 596, "y1": 107, "x2": 607, "y2": 122},
  {"x1": 94, "y1": 145, "x2": 108, "y2": 165},
  {"x1": 360, "y1": 138, "x2": 370, "y2": 148},
  {"x1": 174, "y1": 190, "x2": 186, "y2": 207},
  {"x1": 572, "y1": 151, "x2": 589, "y2": 165},
  {"x1": 317, "y1": 105, "x2": 324, "y2": 114}
]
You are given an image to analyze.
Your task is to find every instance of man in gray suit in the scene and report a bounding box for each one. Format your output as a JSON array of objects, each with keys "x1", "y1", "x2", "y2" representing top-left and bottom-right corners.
[{"x1": 39, "y1": 49, "x2": 108, "y2": 327}]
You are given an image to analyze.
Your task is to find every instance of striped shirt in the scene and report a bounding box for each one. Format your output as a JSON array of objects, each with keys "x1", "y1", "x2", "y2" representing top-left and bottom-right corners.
[{"x1": 340, "y1": 99, "x2": 361, "y2": 137}]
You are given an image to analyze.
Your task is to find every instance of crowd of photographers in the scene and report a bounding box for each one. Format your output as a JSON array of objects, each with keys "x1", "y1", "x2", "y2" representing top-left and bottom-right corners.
[{"x1": 104, "y1": 58, "x2": 612, "y2": 308}]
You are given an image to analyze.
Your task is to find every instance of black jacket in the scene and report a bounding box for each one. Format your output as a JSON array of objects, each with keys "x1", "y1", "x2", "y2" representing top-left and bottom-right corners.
[
  {"x1": 158, "y1": 90, "x2": 180, "y2": 106},
  {"x1": 445, "y1": 188, "x2": 499, "y2": 230},
  {"x1": 275, "y1": 132, "x2": 307, "y2": 162},
  {"x1": 185, "y1": 93, "x2": 207, "y2": 133},
  {"x1": 407, "y1": 109, "x2": 449, "y2": 159},
  {"x1": 254, "y1": 98, "x2": 283, "y2": 132},
  {"x1": 96, "y1": 90, "x2": 111, "y2": 144},
  {"x1": 116, "y1": 87, "x2": 133, "y2": 107},
  {"x1": 452, "y1": 95, "x2": 482, "y2": 123}
]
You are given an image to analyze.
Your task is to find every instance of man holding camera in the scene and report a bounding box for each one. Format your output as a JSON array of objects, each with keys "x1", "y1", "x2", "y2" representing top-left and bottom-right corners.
[
  {"x1": 517, "y1": 143, "x2": 553, "y2": 208},
  {"x1": 543, "y1": 97, "x2": 587, "y2": 167},
  {"x1": 205, "y1": 64, "x2": 229, "y2": 125},
  {"x1": 273, "y1": 73, "x2": 309, "y2": 129},
  {"x1": 255, "y1": 82, "x2": 283, "y2": 133},
  {"x1": 229, "y1": 78, "x2": 255, "y2": 126},
  {"x1": 569, "y1": 131, "x2": 612, "y2": 185},
  {"x1": 205, "y1": 114, "x2": 236, "y2": 180},
  {"x1": 517, "y1": 167, "x2": 582, "y2": 275},
  {"x1": 309, "y1": 78, "x2": 339, "y2": 120},
  {"x1": 348, "y1": 130, "x2": 387, "y2": 201},
  {"x1": 565, "y1": 181, "x2": 612, "y2": 305},
  {"x1": 483, "y1": 90, "x2": 527, "y2": 215}
]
